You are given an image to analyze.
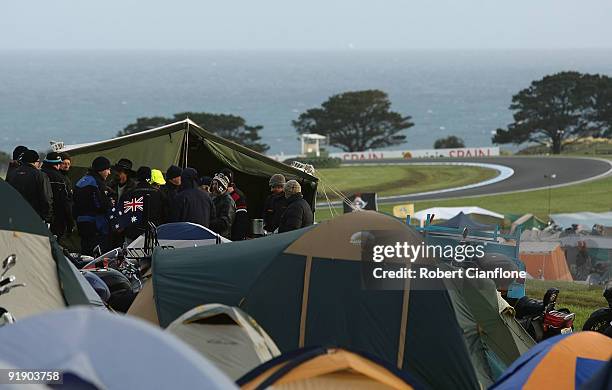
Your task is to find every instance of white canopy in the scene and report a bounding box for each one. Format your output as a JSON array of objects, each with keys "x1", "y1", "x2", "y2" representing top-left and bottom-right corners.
[
  {"x1": 414, "y1": 206, "x2": 504, "y2": 226},
  {"x1": 0, "y1": 308, "x2": 236, "y2": 389}
]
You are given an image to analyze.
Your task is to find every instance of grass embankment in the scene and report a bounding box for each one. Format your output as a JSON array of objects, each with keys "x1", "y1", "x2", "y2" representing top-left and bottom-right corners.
[
  {"x1": 315, "y1": 174, "x2": 612, "y2": 222},
  {"x1": 525, "y1": 279, "x2": 605, "y2": 330},
  {"x1": 316, "y1": 165, "x2": 497, "y2": 201}
]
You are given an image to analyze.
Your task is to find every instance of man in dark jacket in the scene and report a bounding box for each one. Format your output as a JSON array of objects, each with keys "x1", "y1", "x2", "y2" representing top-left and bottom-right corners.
[
  {"x1": 210, "y1": 173, "x2": 236, "y2": 239},
  {"x1": 221, "y1": 168, "x2": 249, "y2": 240},
  {"x1": 162, "y1": 165, "x2": 182, "y2": 207},
  {"x1": 58, "y1": 152, "x2": 75, "y2": 233},
  {"x1": 170, "y1": 167, "x2": 214, "y2": 227},
  {"x1": 41, "y1": 152, "x2": 73, "y2": 238},
  {"x1": 108, "y1": 158, "x2": 137, "y2": 202},
  {"x1": 278, "y1": 180, "x2": 313, "y2": 233},
  {"x1": 73, "y1": 156, "x2": 113, "y2": 256},
  {"x1": 6, "y1": 145, "x2": 28, "y2": 182},
  {"x1": 7, "y1": 149, "x2": 53, "y2": 223},
  {"x1": 263, "y1": 174, "x2": 288, "y2": 233},
  {"x1": 117, "y1": 167, "x2": 167, "y2": 243}
]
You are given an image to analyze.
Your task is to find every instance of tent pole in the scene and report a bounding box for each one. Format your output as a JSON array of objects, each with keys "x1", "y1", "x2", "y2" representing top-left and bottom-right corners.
[
  {"x1": 298, "y1": 255, "x2": 313, "y2": 347},
  {"x1": 397, "y1": 261, "x2": 412, "y2": 369}
]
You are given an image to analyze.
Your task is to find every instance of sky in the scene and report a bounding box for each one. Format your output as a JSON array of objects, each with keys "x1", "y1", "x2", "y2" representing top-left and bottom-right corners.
[{"x1": 1, "y1": 0, "x2": 611, "y2": 50}]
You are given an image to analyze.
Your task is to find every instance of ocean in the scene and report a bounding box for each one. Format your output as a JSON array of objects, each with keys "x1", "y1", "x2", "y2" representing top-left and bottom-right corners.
[{"x1": 1, "y1": 49, "x2": 611, "y2": 155}]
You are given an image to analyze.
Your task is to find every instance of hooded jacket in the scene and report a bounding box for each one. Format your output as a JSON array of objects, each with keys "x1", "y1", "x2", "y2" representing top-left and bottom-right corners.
[
  {"x1": 73, "y1": 171, "x2": 113, "y2": 235},
  {"x1": 170, "y1": 168, "x2": 214, "y2": 227},
  {"x1": 7, "y1": 163, "x2": 53, "y2": 222},
  {"x1": 278, "y1": 193, "x2": 314, "y2": 233}
]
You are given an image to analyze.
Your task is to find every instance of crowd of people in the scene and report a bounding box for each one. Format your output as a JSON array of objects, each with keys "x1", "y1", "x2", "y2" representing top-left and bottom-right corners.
[{"x1": 5, "y1": 146, "x2": 314, "y2": 256}]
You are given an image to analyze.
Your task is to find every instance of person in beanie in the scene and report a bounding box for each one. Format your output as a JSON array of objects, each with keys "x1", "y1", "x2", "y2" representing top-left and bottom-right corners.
[
  {"x1": 262, "y1": 174, "x2": 288, "y2": 233},
  {"x1": 210, "y1": 173, "x2": 236, "y2": 239},
  {"x1": 169, "y1": 167, "x2": 214, "y2": 227},
  {"x1": 278, "y1": 180, "x2": 313, "y2": 233},
  {"x1": 220, "y1": 168, "x2": 249, "y2": 240},
  {"x1": 117, "y1": 167, "x2": 167, "y2": 244},
  {"x1": 7, "y1": 149, "x2": 54, "y2": 223},
  {"x1": 6, "y1": 145, "x2": 28, "y2": 182},
  {"x1": 41, "y1": 152, "x2": 73, "y2": 238},
  {"x1": 73, "y1": 156, "x2": 113, "y2": 256},
  {"x1": 108, "y1": 158, "x2": 137, "y2": 202},
  {"x1": 162, "y1": 165, "x2": 182, "y2": 205}
]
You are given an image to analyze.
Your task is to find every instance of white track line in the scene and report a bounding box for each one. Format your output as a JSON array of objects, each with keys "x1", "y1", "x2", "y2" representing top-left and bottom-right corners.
[{"x1": 316, "y1": 162, "x2": 514, "y2": 207}]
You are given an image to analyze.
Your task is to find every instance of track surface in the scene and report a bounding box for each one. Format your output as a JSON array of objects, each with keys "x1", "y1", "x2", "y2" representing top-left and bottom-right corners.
[{"x1": 341, "y1": 156, "x2": 612, "y2": 203}]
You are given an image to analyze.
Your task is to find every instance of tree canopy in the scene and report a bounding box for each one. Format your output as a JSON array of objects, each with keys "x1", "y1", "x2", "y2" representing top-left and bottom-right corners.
[
  {"x1": 492, "y1": 71, "x2": 612, "y2": 154},
  {"x1": 118, "y1": 113, "x2": 269, "y2": 153},
  {"x1": 293, "y1": 90, "x2": 413, "y2": 152},
  {"x1": 434, "y1": 135, "x2": 465, "y2": 149}
]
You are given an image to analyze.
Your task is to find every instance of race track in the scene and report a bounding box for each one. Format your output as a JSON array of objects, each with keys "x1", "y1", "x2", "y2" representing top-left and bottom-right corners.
[{"x1": 341, "y1": 156, "x2": 612, "y2": 203}]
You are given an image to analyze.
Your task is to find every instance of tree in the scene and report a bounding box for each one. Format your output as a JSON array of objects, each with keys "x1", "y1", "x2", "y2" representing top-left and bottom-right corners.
[
  {"x1": 117, "y1": 116, "x2": 171, "y2": 137},
  {"x1": 588, "y1": 74, "x2": 612, "y2": 138},
  {"x1": 293, "y1": 90, "x2": 413, "y2": 152},
  {"x1": 119, "y1": 113, "x2": 269, "y2": 153},
  {"x1": 434, "y1": 135, "x2": 465, "y2": 149},
  {"x1": 492, "y1": 71, "x2": 611, "y2": 154}
]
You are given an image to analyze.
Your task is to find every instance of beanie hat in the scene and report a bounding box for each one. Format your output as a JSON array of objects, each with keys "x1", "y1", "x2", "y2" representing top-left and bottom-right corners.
[
  {"x1": 44, "y1": 152, "x2": 63, "y2": 164},
  {"x1": 212, "y1": 173, "x2": 230, "y2": 192},
  {"x1": 12, "y1": 145, "x2": 28, "y2": 161},
  {"x1": 199, "y1": 176, "x2": 212, "y2": 186},
  {"x1": 284, "y1": 180, "x2": 301, "y2": 197},
  {"x1": 91, "y1": 156, "x2": 111, "y2": 172},
  {"x1": 150, "y1": 169, "x2": 166, "y2": 186},
  {"x1": 220, "y1": 168, "x2": 234, "y2": 184},
  {"x1": 166, "y1": 165, "x2": 182, "y2": 180},
  {"x1": 136, "y1": 166, "x2": 152, "y2": 182},
  {"x1": 21, "y1": 149, "x2": 40, "y2": 164},
  {"x1": 269, "y1": 174, "x2": 286, "y2": 187},
  {"x1": 181, "y1": 167, "x2": 199, "y2": 190}
]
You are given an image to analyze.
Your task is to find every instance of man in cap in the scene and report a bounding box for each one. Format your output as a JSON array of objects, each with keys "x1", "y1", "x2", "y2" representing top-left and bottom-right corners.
[
  {"x1": 41, "y1": 152, "x2": 73, "y2": 238},
  {"x1": 262, "y1": 174, "x2": 288, "y2": 233},
  {"x1": 169, "y1": 167, "x2": 215, "y2": 227},
  {"x1": 73, "y1": 156, "x2": 113, "y2": 256},
  {"x1": 108, "y1": 158, "x2": 137, "y2": 202},
  {"x1": 278, "y1": 180, "x2": 313, "y2": 233},
  {"x1": 7, "y1": 149, "x2": 54, "y2": 223},
  {"x1": 220, "y1": 168, "x2": 249, "y2": 240},
  {"x1": 6, "y1": 145, "x2": 28, "y2": 182},
  {"x1": 210, "y1": 173, "x2": 236, "y2": 239}
]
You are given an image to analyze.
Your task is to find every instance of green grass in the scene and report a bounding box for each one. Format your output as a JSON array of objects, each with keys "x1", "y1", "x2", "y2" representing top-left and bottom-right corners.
[
  {"x1": 315, "y1": 174, "x2": 612, "y2": 222},
  {"x1": 316, "y1": 165, "x2": 497, "y2": 201},
  {"x1": 525, "y1": 279, "x2": 606, "y2": 330}
]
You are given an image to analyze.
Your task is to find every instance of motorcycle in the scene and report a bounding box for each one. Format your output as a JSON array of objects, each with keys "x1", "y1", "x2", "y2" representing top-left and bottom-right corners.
[
  {"x1": 514, "y1": 287, "x2": 575, "y2": 342},
  {"x1": 582, "y1": 286, "x2": 612, "y2": 337},
  {"x1": 0, "y1": 254, "x2": 26, "y2": 326}
]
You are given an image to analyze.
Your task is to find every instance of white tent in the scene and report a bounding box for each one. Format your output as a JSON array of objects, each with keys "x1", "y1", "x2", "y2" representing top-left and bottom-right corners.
[
  {"x1": 414, "y1": 206, "x2": 504, "y2": 226},
  {"x1": 128, "y1": 222, "x2": 230, "y2": 249},
  {"x1": 166, "y1": 304, "x2": 281, "y2": 380},
  {"x1": 0, "y1": 308, "x2": 236, "y2": 389},
  {"x1": 551, "y1": 212, "x2": 612, "y2": 229}
]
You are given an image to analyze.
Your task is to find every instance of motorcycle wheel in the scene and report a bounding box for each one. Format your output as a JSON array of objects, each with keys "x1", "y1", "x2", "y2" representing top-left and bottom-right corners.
[{"x1": 582, "y1": 309, "x2": 612, "y2": 333}]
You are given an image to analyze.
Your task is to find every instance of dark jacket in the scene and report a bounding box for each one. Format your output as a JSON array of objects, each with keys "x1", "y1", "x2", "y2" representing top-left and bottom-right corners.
[
  {"x1": 108, "y1": 177, "x2": 137, "y2": 203},
  {"x1": 5, "y1": 160, "x2": 20, "y2": 183},
  {"x1": 41, "y1": 164, "x2": 73, "y2": 237},
  {"x1": 73, "y1": 171, "x2": 113, "y2": 235},
  {"x1": 263, "y1": 192, "x2": 288, "y2": 233},
  {"x1": 162, "y1": 182, "x2": 180, "y2": 213},
  {"x1": 7, "y1": 163, "x2": 53, "y2": 222},
  {"x1": 211, "y1": 193, "x2": 236, "y2": 239},
  {"x1": 229, "y1": 187, "x2": 249, "y2": 240},
  {"x1": 120, "y1": 181, "x2": 167, "y2": 240},
  {"x1": 170, "y1": 169, "x2": 214, "y2": 227},
  {"x1": 278, "y1": 194, "x2": 313, "y2": 233}
]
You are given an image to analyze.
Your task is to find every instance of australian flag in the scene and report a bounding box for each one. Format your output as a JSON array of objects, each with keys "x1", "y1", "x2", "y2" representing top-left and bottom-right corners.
[{"x1": 109, "y1": 195, "x2": 145, "y2": 232}]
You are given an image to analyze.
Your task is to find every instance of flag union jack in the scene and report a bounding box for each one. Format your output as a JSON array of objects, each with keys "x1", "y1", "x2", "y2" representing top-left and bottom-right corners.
[{"x1": 124, "y1": 197, "x2": 144, "y2": 213}]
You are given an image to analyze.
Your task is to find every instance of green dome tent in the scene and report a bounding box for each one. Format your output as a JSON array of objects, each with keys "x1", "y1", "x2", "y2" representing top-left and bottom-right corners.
[
  {"x1": 58, "y1": 119, "x2": 318, "y2": 217},
  {"x1": 0, "y1": 179, "x2": 104, "y2": 319},
  {"x1": 129, "y1": 211, "x2": 534, "y2": 389}
]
